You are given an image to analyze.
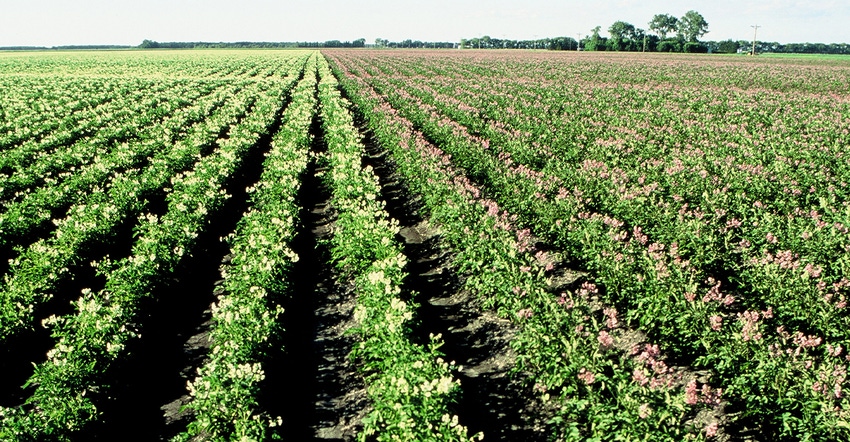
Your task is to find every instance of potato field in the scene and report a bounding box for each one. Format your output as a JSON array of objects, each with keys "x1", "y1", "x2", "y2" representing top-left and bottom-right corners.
[{"x1": 1, "y1": 48, "x2": 849, "y2": 441}]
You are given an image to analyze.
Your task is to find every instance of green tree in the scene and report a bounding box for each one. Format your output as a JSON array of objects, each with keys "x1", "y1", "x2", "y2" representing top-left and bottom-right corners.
[
  {"x1": 608, "y1": 21, "x2": 635, "y2": 51},
  {"x1": 634, "y1": 28, "x2": 648, "y2": 51},
  {"x1": 657, "y1": 40, "x2": 679, "y2": 52},
  {"x1": 585, "y1": 26, "x2": 607, "y2": 51},
  {"x1": 717, "y1": 39, "x2": 739, "y2": 53},
  {"x1": 642, "y1": 33, "x2": 660, "y2": 52},
  {"x1": 679, "y1": 10, "x2": 709, "y2": 42},
  {"x1": 139, "y1": 39, "x2": 160, "y2": 49},
  {"x1": 683, "y1": 42, "x2": 708, "y2": 53},
  {"x1": 648, "y1": 14, "x2": 679, "y2": 39}
]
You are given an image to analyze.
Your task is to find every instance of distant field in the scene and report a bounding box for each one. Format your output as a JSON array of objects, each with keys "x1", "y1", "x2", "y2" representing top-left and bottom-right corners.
[
  {"x1": 1, "y1": 49, "x2": 849, "y2": 441},
  {"x1": 757, "y1": 52, "x2": 850, "y2": 60}
]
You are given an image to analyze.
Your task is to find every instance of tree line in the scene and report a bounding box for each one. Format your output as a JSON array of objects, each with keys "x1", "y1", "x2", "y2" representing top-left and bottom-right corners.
[
  {"x1": 3, "y1": 18, "x2": 848, "y2": 55},
  {"x1": 373, "y1": 39, "x2": 457, "y2": 49},
  {"x1": 455, "y1": 36, "x2": 850, "y2": 55},
  {"x1": 463, "y1": 11, "x2": 711, "y2": 53},
  {"x1": 456, "y1": 10, "x2": 849, "y2": 55}
]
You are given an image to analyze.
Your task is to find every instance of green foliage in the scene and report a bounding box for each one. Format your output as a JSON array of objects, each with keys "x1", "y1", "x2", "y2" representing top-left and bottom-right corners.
[
  {"x1": 4, "y1": 44, "x2": 850, "y2": 442},
  {"x1": 585, "y1": 26, "x2": 607, "y2": 51},
  {"x1": 649, "y1": 13, "x2": 679, "y2": 40},
  {"x1": 176, "y1": 53, "x2": 319, "y2": 442},
  {"x1": 139, "y1": 39, "x2": 160, "y2": 48},
  {"x1": 325, "y1": 48, "x2": 850, "y2": 441},
  {"x1": 683, "y1": 42, "x2": 708, "y2": 53},
  {"x1": 679, "y1": 10, "x2": 709, "y2": 42},
  {"x1": 0, "y1": 50, "x2": 310, "y2": 440},
  {"x1": 717, "y1": 39, "x2": 740, "y2": 54},
  {"x1": 601, "y1": 10, "x2": 709, "y2": 52},
  {"x1": 608, "y1": 21, "x2": 637, "y2": 51},
  {"x1": 316, "y1": 55, "x2": 480, "y2": 442},
  {"x1": 656, "y1": 40, "x2": 679, "y2": 52}
]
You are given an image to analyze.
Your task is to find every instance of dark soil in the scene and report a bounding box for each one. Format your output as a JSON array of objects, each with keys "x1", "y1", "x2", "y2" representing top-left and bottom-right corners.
[
  {"x1": 264, "y1": 114, "x2": 370, "y2": 441},
  {"x1": 0, "y1": 217, "x2": 126, "y2": 410},
  {"x1": 0, "y1": 88, "x2": 247, "y2": 415},
  {"x1": 74, "y1": 88, "x2": 274, "y2": 442},
  {"x1": 1, "y1": 80, "x2": 559, "y2": 442},
  {"x1": 359, "y1": 124, "x2": 554, "y2": 441}
]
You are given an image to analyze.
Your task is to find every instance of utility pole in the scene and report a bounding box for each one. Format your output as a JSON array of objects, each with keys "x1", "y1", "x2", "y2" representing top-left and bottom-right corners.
[
  {"x1": 577, "y1": 33, "x2": 582, "y2": 51},
  {"x1": 751, "y1": 25, "x2": 760, "y2": 55}
]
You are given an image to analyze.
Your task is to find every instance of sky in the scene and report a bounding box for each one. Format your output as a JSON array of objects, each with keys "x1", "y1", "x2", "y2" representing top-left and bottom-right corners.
[{"x1": 1, "y1": 0, "x2": 847, "y2": 47}]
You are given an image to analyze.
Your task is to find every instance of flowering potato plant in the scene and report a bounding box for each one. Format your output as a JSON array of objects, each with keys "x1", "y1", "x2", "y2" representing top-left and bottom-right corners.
[
  {"x1": 2, "y1": 48, "x2": 848, "y2": 441},
  {"x1": 317, "y1": 56, "x2": 480, "y2": 441},
  {"x1": 326, "y1": 49, "x2": 850, "y2": 440},
  {"x1": 0, "y1": 53, "x2": 309, "y2": 440},
  {"x1": 176, "y1": 53, "x2": 319, "y2": 442}
]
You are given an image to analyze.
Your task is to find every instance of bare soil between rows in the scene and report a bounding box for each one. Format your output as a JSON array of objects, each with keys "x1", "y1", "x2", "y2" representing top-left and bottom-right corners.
[
  {"x1": 358, "y1": 123, "x2": 553, "y2": 441},
  {"x1": 1, "y1": 86, "x2": 554, "y2": 441}
]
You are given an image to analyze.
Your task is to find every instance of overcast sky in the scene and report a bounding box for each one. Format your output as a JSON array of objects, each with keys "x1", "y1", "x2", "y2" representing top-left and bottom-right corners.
[{"x1": 1, "y1": 0, "x2": 847, "y2": 47}]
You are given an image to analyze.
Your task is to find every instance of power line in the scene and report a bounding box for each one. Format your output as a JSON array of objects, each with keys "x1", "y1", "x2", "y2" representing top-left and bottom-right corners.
[{"x1": 751, "y1": 25, "x2": 760, "y2": 55}]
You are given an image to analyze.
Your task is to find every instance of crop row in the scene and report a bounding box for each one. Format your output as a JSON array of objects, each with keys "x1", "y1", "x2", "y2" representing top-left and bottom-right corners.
[
  {"x1": 5, "y1": 49, "x2": 846, "y2": 440},
  {"x1": 0, "y1": 50, "x2": 305, "y2": 155},
  {"x1": 0, "y1": 53, "x2": 311, "y2": 440},
  {"x1": 328, "y1": 53, "x2": 721, "y2": 441},
  {"x1": 1, "y1": 49, "x2": 479, "y2": 441},
  {"x1": 0, "y1": 81, "x2": 242, "y2": 247},
  {"x1": 0, "y1": 54, "x2": 313, "y2": 343},
  {"x1": 174, "y1": 52, "x2": 320, "y2": 441},
  {"x1": 326, "y1": 50, "x2": 850, "y2": 440},
  {"x1": 0, "y1": 50, "x2": 299, "y2": 81},
  {"x1": 0, "y1": 76, "x2": 125, "y2": 150},
  {"x1": 315, "y1": 55, "x2": 478, "y2": 441},
  {"x1": 0, "y1": 82, "x2": 258, "y2": 341},
  {"x1": 0, "y1": 78, "x2": 187, "y2": 196},
  {"x1": 0, "y1": 52, "x2": 309, "y2": 199},
  {"x1": 1, "y1": 49, "x2": 474, "y2": 441}
]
